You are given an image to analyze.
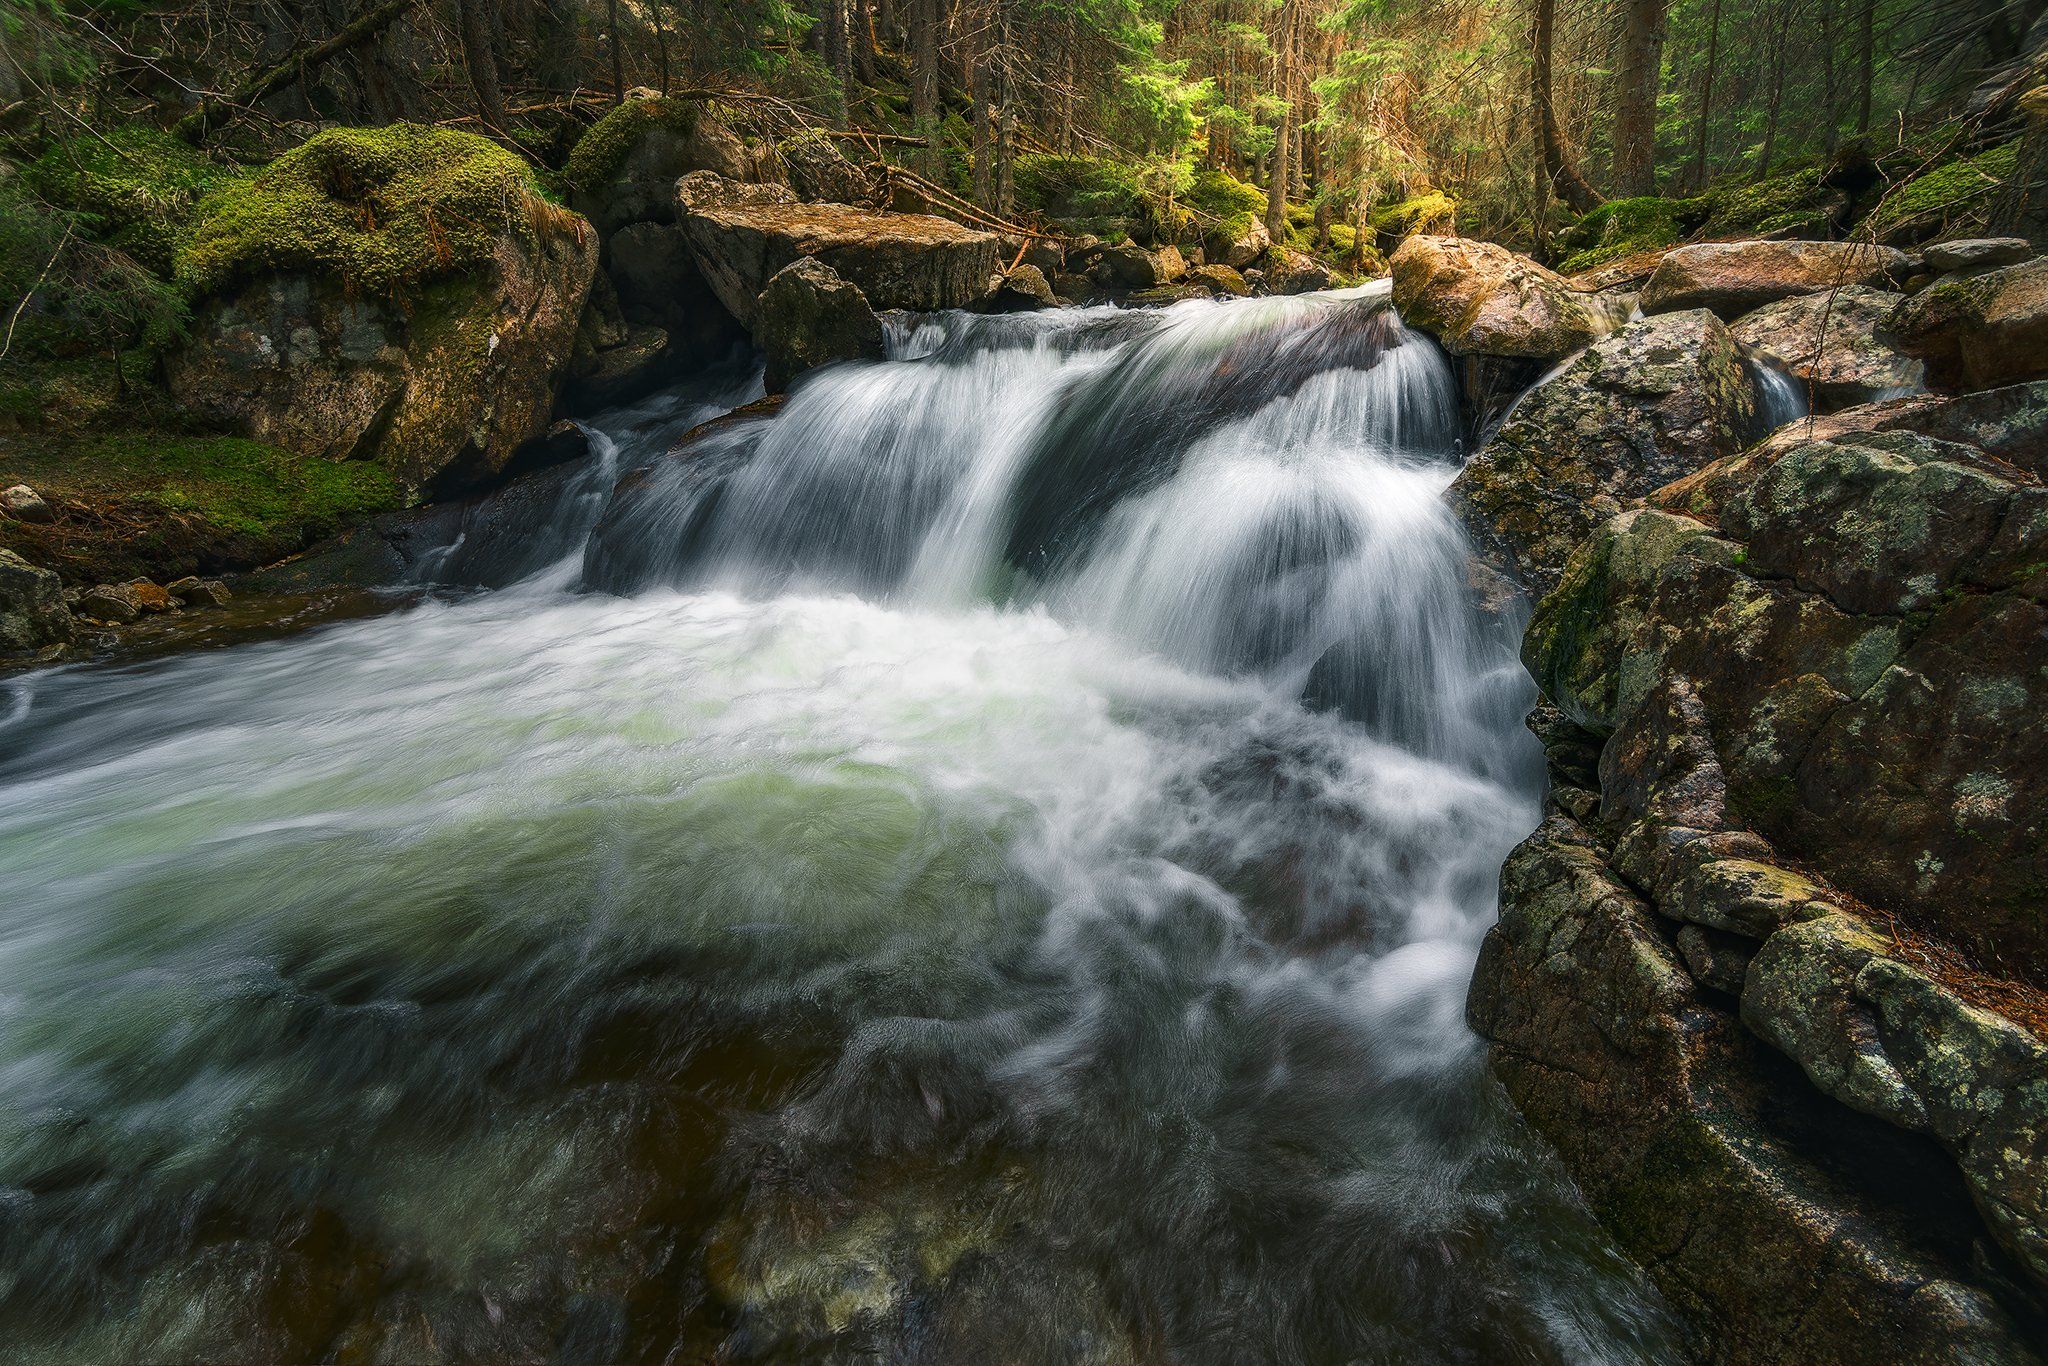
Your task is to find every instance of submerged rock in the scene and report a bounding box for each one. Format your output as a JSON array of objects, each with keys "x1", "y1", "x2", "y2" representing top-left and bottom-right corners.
[
  {"x1": 679, "y1": 172, "x2": 1000, "y2": 327},
  {"x1": 753, "y1": 257, "x2": 886, "y2": 392},
  {"x1": 1450, "y1": 309, "x2": 1756, "y2": 594},
  {"x1": 1729, "y1": 285, "x2": 1925, "y2": 409},
  {"x1": 1390, "y1": 235, "x2": 1602, "y2": 361},
  {"x1": 0, "y1": 548, "x2": 72, "y2": 654},
  {"x1": 1640, "y1": 239, "x2": 1912, "y2": 318},
  {"x1": 1886, "y1": 255, "x2": 2048, "y2": 390}
]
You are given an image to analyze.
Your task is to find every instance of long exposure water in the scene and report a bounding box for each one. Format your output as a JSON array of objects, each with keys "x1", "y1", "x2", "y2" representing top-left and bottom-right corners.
[{"x1": 0, "y1": 286, "x2": 1684, "y2": 1362}]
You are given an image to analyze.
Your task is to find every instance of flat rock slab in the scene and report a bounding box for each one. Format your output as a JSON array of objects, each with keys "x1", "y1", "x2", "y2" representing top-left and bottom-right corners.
[
  {"x1": 680, "y1": 178, "x2": 1000, "y2": 326},
  {"x1": 1641, "y1": 240, "x2": 1911, "y2": 319},
  {"x1": 1924, "y1": 237, "x2": 2034, "y2": 273}
]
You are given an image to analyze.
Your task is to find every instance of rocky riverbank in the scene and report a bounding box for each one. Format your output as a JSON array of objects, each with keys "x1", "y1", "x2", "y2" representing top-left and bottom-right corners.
[{"x1": 1391, "y1": 229, "x2": 2048, "y2": 1360}]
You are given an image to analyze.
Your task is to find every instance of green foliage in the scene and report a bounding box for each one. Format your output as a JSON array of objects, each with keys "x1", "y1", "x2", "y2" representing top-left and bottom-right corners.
[
  {"x1": 1869, "y1": 142, "x2": 2020, "y2": 238},
  {"x1": 0, "y1": 182, "x2": 187, "y2": 359},
  {"x1": 1554, "y1": 196, "x2": 1684, "y2": 272},
  {"x1": 23, "y1": 128, "x2": 230, "y2": 275},
  {"x1": 1014, "y1": 153, "x2": 1146, "y2": 233},
  {"x1": 561, "y1": 97, "x2": 700, "y2": 195},
  {"x1": 74, "y1": 432, "x2": 401, "y2": 538},
  {"x1": 176, "y1": 124, "x2": 567, "y2": 300}
]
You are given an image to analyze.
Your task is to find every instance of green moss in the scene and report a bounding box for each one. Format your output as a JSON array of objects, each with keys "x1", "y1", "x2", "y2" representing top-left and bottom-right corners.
[
  {"x1": 1189, "y1": 168, "x2": 1264, "y2": 242},
  {"x1": 1869, "y1": 142, "x2": 2020, "y2": 237},
  {"x1": 1696, "y1": 165, "x2": 1838, "y2": 238},
  {"x1": 33, "y1": 434, "x2": 398, "y2": 536},
  {"x1": 1326, "y1": 222, "x2": 1356, "y2": 255},
  {"x1": 175, "y1": 124, "x2": 568, "y2": 300},
  {"x1": 562, "y1": 97, "x2": 701, "y2": 194},
  {"x1": 1368, "y1": 190, "x2": 1456, "y2": 239},
  {"x1": 1556, "y1": 196, "x2": 1684, "y2": 273},
  {"x1": 24, "y1": 128, "x2": 233, "y2": 276}
]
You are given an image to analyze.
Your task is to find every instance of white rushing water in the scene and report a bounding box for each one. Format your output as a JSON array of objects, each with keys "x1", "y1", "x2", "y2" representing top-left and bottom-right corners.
[{"x1": 0, "y1": 287, "x2": 1680, "y2": 1362}]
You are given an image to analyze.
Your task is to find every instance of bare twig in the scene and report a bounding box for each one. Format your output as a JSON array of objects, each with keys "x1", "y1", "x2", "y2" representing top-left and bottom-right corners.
[{"x1": 1, "y1": 222, "x2": 77, "y2": 362}]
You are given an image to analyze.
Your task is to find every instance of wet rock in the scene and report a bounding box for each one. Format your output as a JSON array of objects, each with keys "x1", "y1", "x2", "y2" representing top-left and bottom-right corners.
[
  {"x1": 1449, "y1": 309, "x2": 1756, "y2": 594},
  {"x1": 1259, "y1": 247, "x2": 1335, "y2": 295},
  {"x1": 167, "y1": 576, "x2": 231, "y2": 607},
  {"x1": 987, "y1": 264, "x2": 1058, "y2": 311},
  {"x1": 752, "y1": 257, "x2": 886, "y2": 392},
  {"x1": 1390, "y1": 235, "x2": 1603, "y2": 361},
  {"x1": 679, "y1": 172, "x2": 999, "y2": 326},
  {"x1": 1924, "y1": 237, "x2": 2034, "y2": 274},
  {"x1": 1050, "y1": 272, "x2": 1093, "y2": 304},
  {"x1": 1468, "y1": 814, "x2": 2040, "y2": 1363},
  {"x1": 76, "y1": 579, "x2": 176, "y2": 622},
  {"x1": 1730, "y1": 286, "x2": 1925, "y2": 409},
  {"x1": 1885, "y1": 255, "x2": 2048, "y2": 390},
  {"x1": 1079, "y1": 242, "x2": 1184, "y2": 290},
  {"x1": 1187, "y1": 263, "x2": 1250, "y2": 297},
  {"x1": 1640, "y1": 239, "x2": 1913, "y2": 319},
  {"x1": 0, "y1": 548, "x2": 72, "y2": 653},
  {"x1": 1, "y1": 483, "x2": 53, "y2": 523}
]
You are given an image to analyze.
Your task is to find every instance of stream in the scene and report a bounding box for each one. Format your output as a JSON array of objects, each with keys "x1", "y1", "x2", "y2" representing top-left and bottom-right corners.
[{"x1": 0, "y1": 286, "x2": 1686, "y2": 1362}]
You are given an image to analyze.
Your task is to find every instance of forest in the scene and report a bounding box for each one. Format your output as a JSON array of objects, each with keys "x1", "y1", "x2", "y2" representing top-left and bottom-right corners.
[{"x1": 3, "y1": 0, "x2": 2044, "y2": 367}]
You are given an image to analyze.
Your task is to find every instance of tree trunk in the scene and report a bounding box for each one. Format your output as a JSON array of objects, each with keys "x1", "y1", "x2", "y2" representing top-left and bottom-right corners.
[
  {"x1": 1614, "y1": 0, "x2": 1668, "y2": 195},
  {"x1": 823, "y1": 0, "x2": 852, "y2": 121},
  {"x1": 1265, "y1": 0, "x2": 1295, "y2": 240},
  {"x1": 853, "y1": 0, "x2": 879, "y2": 85},
  {"x1": 1533, "y1": 0, "x2": 1603, "y2": 211},
  {"x1": 458, "y1": 0, "x2": 507, "y2": 132},
  {"x1": 911, "y1": 0, "x2": 941, "y2": 176},
  {"x1": 971, "y1": 25, "x2": 993, "y2": 209},
  {"x1": 1690, "y1": 0, "x2": 1722, "y2": 191},
  {"x1": 608, "y1": 0, "x2": 625, "y2": 102},
  {"x1": 1856, "y1": 0, "x2": 1874, "y2": 133},
  {"x1": 1754, "y1": 6, "x2": 1792, "y2": 178}
]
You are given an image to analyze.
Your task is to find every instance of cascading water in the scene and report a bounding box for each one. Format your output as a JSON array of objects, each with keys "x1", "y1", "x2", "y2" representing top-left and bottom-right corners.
[{"x1": 0, "y1": 287, "x2": 1683, "y2": 1361}]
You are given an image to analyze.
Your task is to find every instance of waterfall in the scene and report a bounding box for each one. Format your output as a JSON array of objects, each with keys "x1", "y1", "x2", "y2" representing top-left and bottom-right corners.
[
  {"x1": 0, "y1": 289, "x2": 1680, "y2": 1362},
  {"x1": 1749, "y1": 353, "x2": 1812, "y2": 431}
]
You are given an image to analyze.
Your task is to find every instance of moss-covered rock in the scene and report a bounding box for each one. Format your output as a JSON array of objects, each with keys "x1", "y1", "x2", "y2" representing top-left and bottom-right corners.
[
  {"x1": 0, "y1": 547, "x2": 72, "y2": 656},
  {"x1": 24, "y1": 128, "x2": 231, "y2": 275},
  {"x1": 1369, "y1": 189, "x2": 1456, "y2": 249},
  {"x1": 1451, "y1": 308, "x2": 1757, "y2": 594},
  {"x1": 1869, "y1": 142, "x2": 2020, "y2": 244},
  {"x1": 564, "y1": 95, "x2": 764, "y2": 233},
  {"x1": 1886, "y1": 255, "x2": 2048, "y2": 390},
  {"x1": 176, "y1": 124, "x2": 567, "y2": 300},
  {"x1": 166, "y1": 126, "x2": 598, "y2": 491},
  {"x1": 753, "y1": 257, "x2": 884, "y2": 392},
  {"x1": 1694, "y1": 164, "x2": 1847, "y2": 239},
  {"x1": 1555, "y1": 196, "x2": 1685, "y2": 274}
]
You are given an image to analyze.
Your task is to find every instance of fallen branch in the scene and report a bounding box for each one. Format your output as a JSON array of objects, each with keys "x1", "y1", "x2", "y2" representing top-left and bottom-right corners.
[
  {"x1": 879, "y1": 165, "x2": 1058, "y2": 241},
  {"x1": 1, "y1": 222, "x2": 76, "y2": 362},
  {"x1": 173, "y1": 0, "x2": 418, "y2": 143}
]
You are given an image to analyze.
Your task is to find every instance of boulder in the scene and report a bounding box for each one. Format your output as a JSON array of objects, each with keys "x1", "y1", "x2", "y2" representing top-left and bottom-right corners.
[
  {"x1": 1206, "y1": 218, "x2": 1270, "y2": 270},
  {"x1": 563, "y1": 272, "x2": 678, "y2": 410},
  {"x1": 678, "y1": 173, "x2": 1001, "y2": 327},
  {"x1": 167, "y1": 127, "x2": 598, "y2": 492},
  {"x1": 1081, "y1": 242, "x2": 1184, "y2": 290},
  {"x1": 1884, "y1": 256, "x2": 2048, "y2": 390},
  {"x1": 1450, "y1": 309, "x2": 1757, "y2": 593},
  {"x1": 166, "y1": 576, "x2": 231, "y2": 607},
  {"x1": 1924, "y1": 237, "x2": 2034, "y2": 274},
  {"x1": 0, "y1": 548, "x2": 72, "y2": 654},
  {"x1": 1, "y1": 483, "x2": 53, "y2": 523},
  {"x1": 602, "y1": 220, "x2": 746, "y2": 363},
  {"x1": 752, "y1": 257, "x2": 886, "y2": 392},
  {"x1": 776, "y1": 130, "x2": 875, "y2": 205},
  {"x1": 1050, "y1": 272, "x2": 1093, "y2": 304},
  {"x1": 76, "y1": 579, "x2": 176, "y2": 622},
  {"x1": 1259, "y1": 248, "x2": 1334, "y2": 295},
  {"x1": 1728, "y1": 285, "x2": 1925, "y2": 409},
  {"x1": 987, "y1": 264, "x2": 1058, "y2": 311},
  {"x1": 564, "y1": 96, "x2": 764, "y2": 235},
  {"x1": 1640, "y1": 239, "x2": 1912, "y2": 319},
  {"x1": 1186, "y1": 264, "x2": 1250, "y2": 297},
  {"x1": 1390, "y1": 236, "x2": 1603, "y2": 361}
]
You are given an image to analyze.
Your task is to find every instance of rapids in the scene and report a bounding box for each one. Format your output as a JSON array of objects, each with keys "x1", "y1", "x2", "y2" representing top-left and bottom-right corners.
[{"x1": 0, "y1": 286, "x2": 1684, "y2": 1362}]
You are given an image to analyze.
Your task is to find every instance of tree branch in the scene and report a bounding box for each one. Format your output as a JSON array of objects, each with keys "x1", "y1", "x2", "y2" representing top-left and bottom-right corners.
[{"x1": 173, "y1": 0, "x2": 419, "y2": 143}]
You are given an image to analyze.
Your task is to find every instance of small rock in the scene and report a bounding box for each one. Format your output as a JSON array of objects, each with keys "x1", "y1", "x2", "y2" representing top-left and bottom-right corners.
[
  {"x1": 75, "y1": 585, "x2": 142, "y2": 623},
  {"x1": 1050, "y1": 272, "x2": 1094, "y2": 304},
  {"x1": 0, "y1": 548, "x2": 73, "y2": 652},
  {"x1": 1187, "y1": 264, "x2": 1251, "y2": 297},
  {"x1": 167, "y1": 576, "x2": 232, "y2": 607},
  {"x1": 1391, "y1": 236, "x2": 1602, "y2": 360},
  {"x1": 988, "y1": 264, "x2": 1058, "y2": 311},
  {"x1": 1923, "y1": 237, "x2": 2034, "y2": 274},
  {"x1": 1260, "y1": 248, "x2": 1335, "y2": 295},
  {"x1": 1, "y1": 484, "x2": 53, "y2": 523}
]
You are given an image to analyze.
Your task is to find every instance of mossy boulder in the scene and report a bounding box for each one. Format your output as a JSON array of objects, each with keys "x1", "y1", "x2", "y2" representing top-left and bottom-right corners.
[
  {"x1": 166, "y1": 125, "x2": 598, "y2": 492},
  {"x1": 1885, "y1": 255, "x2": 2048, "y2": 390},
  {"x1": 1390, "y1": 235, "x2": 1602, "y2": 362},
  {"x1": 1869, "y1": 142, "x2": 2020, "y2": 245},
  {"x1": 1450, "y1": 308, "x2": 1757, "y2": 594},
  {"x1": 563, "y1": 95, "x2": 765, "y2": 233},
  {"x1": 1694, "y1": 165, "x2": 1848, "y2": 240},
  {"x1": 1368, "y1": 189, "x2": 1456, "y2": 250},
  {"x1": 1554, "y1": 196, "x2": 1684, "y2": 275},
  {"x1": 24, "y1": 128, "x2": 230, "y2": 275}
]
